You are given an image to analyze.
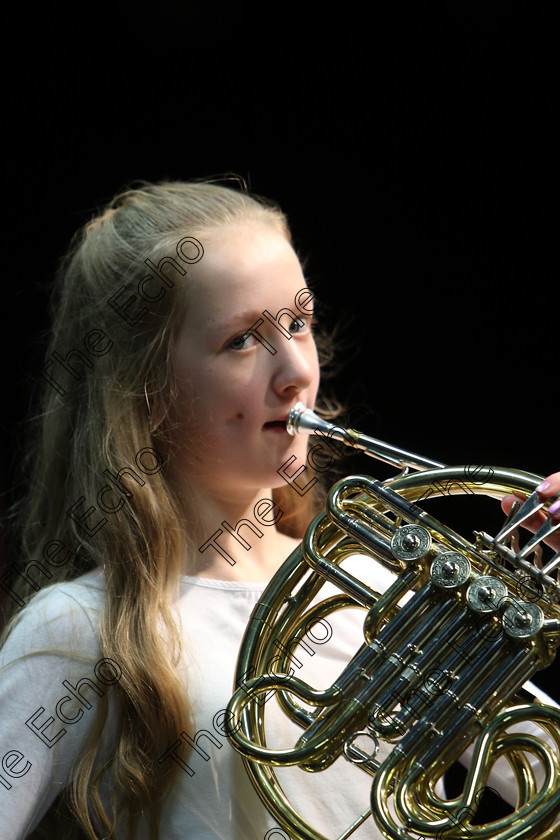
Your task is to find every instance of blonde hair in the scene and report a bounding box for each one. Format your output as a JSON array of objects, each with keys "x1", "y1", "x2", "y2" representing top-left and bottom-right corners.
[{"x1": 1, "y1": 178, "x2": 328, "y2": 839}]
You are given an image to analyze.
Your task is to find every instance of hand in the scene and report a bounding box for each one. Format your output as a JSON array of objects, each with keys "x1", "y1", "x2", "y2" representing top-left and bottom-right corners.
[{"x1": 501, "y1": 472, "x2": 560, "y2": 553}]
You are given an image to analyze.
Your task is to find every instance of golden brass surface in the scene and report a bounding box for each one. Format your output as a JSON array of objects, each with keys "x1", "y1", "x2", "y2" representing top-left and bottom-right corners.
[{"x1": 226, "y1": 407, "x2": 560, "y2": 839}]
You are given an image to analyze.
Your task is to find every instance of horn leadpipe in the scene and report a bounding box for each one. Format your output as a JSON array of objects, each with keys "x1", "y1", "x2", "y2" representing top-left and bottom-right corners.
[{"x1": 286, "y1": 402, "x2": 444, "y2": 472}]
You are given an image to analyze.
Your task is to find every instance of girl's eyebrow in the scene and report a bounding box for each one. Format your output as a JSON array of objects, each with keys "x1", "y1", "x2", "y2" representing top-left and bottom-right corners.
[
  {"x1": 213, "y1": 301, "x2": 313, "y2": 336},
  {"x1": 213, "y1": 310, "x2": 264, "y2": 335}
]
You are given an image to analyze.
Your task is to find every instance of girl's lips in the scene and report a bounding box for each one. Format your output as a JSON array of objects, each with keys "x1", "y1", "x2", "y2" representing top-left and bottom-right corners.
[{"x1": 263, "y1": 417, "x2": 288, "y2": 432}]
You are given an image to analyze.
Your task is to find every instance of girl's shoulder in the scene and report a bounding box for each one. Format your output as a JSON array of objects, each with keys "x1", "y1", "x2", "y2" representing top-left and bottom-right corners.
[{"x1": 1, "y1": 568, "x2": 106, "y2": 661}]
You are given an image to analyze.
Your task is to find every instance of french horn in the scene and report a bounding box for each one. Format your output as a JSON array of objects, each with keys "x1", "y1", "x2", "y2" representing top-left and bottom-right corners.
[{"x1": 226, "y1": 403, "x2": 560, "y2": 839}]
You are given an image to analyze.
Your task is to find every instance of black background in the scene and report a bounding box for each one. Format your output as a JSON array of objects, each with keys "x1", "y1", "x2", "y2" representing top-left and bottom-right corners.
[
  {"x1": 1, "y1": 0, "x2": 558, "y2": 820},
  {"x1": 2, "y1": 4, "x2": 556, "y2": 481}
]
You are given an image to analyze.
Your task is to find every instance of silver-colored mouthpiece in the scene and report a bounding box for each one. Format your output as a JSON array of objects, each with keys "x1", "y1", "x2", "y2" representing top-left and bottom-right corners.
[
  {"x1": 286, "y1": 402, "x2": 445, "y2": 471},
  {"x1": 286, "y1": 402, "x2": 332, "y2": 436}
]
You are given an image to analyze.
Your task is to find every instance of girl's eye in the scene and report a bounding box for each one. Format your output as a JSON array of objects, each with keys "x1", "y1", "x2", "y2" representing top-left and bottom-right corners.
[
  {"x1": 227, "y1": 315, "x2": 315, "y2": 351},
  {"x1": 289, "y1": 317, "x2": 304, "y2": 334},
  {"x1": 228, "y1": 332, "x2": 255, "y2": 351},
  {"x1": 290, "y1": 318, "x2": 307, "y2": 333},
  {"x1": 289, "y1": 315, "x2": 315, "y2": 334}
]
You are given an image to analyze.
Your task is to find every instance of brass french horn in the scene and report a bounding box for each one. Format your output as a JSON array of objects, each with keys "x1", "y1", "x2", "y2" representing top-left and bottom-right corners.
[{"x1": 226, "y1": 403, "x2": 560, "y2": 839}]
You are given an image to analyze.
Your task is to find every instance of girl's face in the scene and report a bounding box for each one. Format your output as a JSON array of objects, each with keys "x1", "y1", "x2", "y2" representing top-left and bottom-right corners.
[{"x1": 170, "y1": 220, "x2": 320, "y2": 500}]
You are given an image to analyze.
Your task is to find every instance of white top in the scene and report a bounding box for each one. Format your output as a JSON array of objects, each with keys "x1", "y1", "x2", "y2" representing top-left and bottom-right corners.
[{"x1": 0, "y1": 560, "x2": 557, "y2": 839}]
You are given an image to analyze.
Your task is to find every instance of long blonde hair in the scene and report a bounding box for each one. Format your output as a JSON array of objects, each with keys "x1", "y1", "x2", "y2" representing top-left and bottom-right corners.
[{"x1": 1, "y1": 178, "x2": 330, "y2": 839}]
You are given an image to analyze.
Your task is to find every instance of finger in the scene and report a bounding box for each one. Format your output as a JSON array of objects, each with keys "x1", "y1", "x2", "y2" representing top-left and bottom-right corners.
[
  {"x1": 501, "y1": 493, "x2": 545, "y2": 534},
  {"x1": 500, "y1": 493, "x2": 560, "y2": 552},
  {"x1": 536, "y1": 472, "x2": 560, "y2": 509}
]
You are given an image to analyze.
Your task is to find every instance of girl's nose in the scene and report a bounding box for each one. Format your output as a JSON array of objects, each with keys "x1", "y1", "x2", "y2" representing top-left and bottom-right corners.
[{"x1": 270, "y1": 334, "x2": 318, "y2": 398}]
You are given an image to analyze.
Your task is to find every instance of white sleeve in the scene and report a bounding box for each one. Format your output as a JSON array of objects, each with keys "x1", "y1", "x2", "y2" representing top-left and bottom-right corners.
[{"x1": 0, "y1": 580, "x2": 118, "y2": 840}]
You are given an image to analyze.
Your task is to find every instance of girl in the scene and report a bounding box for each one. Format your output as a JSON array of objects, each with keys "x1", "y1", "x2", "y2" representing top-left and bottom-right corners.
[{"x1": 1, "y1": 178, "x2": 558, "y2": 840}]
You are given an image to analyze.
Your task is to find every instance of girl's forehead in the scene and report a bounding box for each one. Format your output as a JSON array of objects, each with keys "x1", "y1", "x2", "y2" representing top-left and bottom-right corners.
[
  {"x1": 195, "y1": 220, "x2": 295, "y2": 272},
  {"x1": 175, "y1": 224, "x2": 308, "y2": 334},
  {"x1": 186, "y1": 223, "x2": 303, "y2": 301}
]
